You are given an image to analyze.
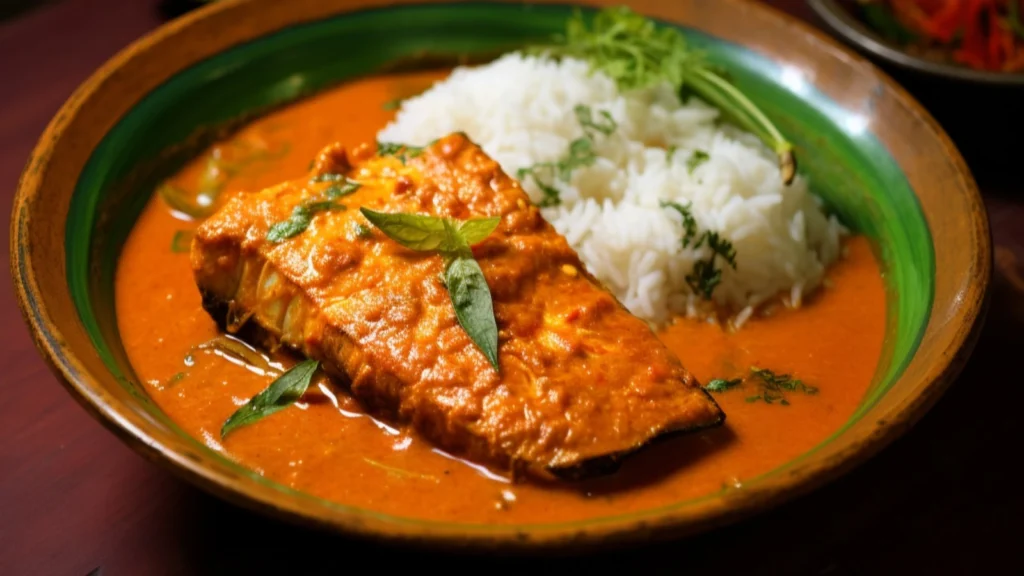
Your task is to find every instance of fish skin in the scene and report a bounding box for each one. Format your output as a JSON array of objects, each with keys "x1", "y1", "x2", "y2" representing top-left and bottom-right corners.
[{"x1": 191, "y1": 132, "x2": 725, "y2": 480}]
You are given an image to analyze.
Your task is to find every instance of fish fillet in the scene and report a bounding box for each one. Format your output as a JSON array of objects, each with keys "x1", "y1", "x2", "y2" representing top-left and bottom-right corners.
[{"x1": 191, "y1": 132, "x2": 725, "y2": 480}]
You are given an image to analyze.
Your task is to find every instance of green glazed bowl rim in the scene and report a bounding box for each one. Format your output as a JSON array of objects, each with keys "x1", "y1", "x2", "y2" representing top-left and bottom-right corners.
[
  {"x1": 809, "y1": 0, "x2": 1024, "y2": 86},
  {"x1": 10, "y1": 0, "x2": 991, "y2": 551}
]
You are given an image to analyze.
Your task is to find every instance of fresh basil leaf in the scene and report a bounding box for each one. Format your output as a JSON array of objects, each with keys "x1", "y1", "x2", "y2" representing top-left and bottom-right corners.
[
  {"x1": 445, "y1": 256, "x2": 499, "y2": 371},
  {"x1": 361, "y1": 208, "x2": 502, "y2": 371},
  {"x1": 359, "y1": 207, "x2": 449, "y2": 251},
  {"x1": 221, "y1": 359, "x2": 319, "y2": 438},
  {"x1": 440, "y1": 218, "x2": 470, "y2": 255},
  {"x1": 458, "y1": 217, "x2": 501, "y2": 246}
]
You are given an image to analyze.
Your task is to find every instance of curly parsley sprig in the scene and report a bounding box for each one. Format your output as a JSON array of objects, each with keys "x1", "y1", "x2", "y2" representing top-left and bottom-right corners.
[{"x1": 528, "y1": 6, "x2": 795, "y2": 184}]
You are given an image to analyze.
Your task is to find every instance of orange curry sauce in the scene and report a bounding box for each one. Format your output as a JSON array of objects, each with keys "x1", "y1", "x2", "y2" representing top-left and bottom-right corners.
[{"x1": 114, "y1": 69, "x2": 886, "y2": 524}]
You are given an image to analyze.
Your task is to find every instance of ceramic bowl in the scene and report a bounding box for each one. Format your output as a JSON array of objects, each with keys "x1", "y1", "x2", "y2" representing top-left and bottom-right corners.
[
  {"x1": 10, "y1": 0, "x2": 990, "y2": 551},
  {"x1": 809, "y1": 0, "x2": 1024, "y2": 85}
]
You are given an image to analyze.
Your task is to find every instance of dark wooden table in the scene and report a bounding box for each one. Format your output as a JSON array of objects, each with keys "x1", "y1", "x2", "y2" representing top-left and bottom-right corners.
[{"x1": 2, "y1": 1, "x2": 1021, "y2": 574}]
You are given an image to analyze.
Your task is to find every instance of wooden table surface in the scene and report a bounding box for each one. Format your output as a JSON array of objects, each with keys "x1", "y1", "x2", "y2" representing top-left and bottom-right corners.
[{"x1": 2, "y1": 1, "x2": 1022, "y2": 574}]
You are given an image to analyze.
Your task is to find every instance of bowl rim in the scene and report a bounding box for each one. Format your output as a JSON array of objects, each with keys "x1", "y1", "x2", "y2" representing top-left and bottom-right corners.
[
  {"x1": 808, "y1": 0, "x2": 1024, "y2": 85},
  {"x1": 9, "y1": 0, "x2": 991, "y2": 551}
]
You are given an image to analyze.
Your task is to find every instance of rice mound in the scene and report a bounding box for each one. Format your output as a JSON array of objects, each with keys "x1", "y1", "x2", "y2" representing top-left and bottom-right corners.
[{"x1": 378, "y1": 52, "x2": 846, "y2": 328}]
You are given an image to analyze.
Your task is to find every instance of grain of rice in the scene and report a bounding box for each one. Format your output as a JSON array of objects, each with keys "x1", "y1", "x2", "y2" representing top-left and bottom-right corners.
[{"x1": 378, "y1": 53, "x2": 847, "y2": 328}]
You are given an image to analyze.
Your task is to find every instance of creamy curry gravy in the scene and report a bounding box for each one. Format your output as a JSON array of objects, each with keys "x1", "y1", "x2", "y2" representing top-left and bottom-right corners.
[{"x1": 115, "y1": 69, "x2": 886, "y2": 524}]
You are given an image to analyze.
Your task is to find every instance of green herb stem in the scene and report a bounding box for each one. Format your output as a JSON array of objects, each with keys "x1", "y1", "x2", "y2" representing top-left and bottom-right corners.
[
  {"x1": 363, "y1": 458, "x2": 441, "y2": 483},
  {"x1": 687, "y1": 68, "x2": 795, "y2": 183}
]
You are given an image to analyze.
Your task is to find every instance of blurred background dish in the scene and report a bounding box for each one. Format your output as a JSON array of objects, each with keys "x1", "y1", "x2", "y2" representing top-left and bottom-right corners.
[
  {"x1": 809, "y1": 0, "x2": 1024, "y2": 84},
  {"x1": 809, "y1": 0, "x2": 1024, "y2": 190}
]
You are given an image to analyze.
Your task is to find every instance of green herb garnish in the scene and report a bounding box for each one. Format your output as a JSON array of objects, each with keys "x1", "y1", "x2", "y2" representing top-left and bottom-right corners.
[
  {"x1": 266, "y1": 199, "x2": 346, "y2": 243},
  {"x1": 515, "y1": 166, "x2": 564, "y2": 208},
  {"x1": 377, "y1": 141, "x2": 428, "y2": 164},
  {"x1": 354, "y1": 223, "x2": 373, "y2": 238},
  {"x1": 529, "y1": 6, "x2": 795, "y2": 183},
  {"x1": 324, "y1": 179, "x2": 361, "y2": 199},
  {"x1": 660, "y1": 201, "x2": 737, "y2": 298},
  {"x1": 309, "y1": 172, "x2": 345, "y2": 184},
  {"x1": 310, "y1": 173, "x2": 362, "y2": 198},
  {"x1": 360, "y1": 207, "x2": 501, "y2": 371},
  {"x1": 574, "y1": 103, "x2": 617, "y2": 137},
  {"x1": 265, "y1": 177, "x2": 357, "y2": 243},
  {"x1": 170, "y1": 230, "x2": 194, "y2": 253},
  {"x1": 660, "y1": 200, "x2": 699, "y2": 248},
  {"x1": 221, "y1": 359, "x2": 319, "y2": 438},
  {"x1": 382, "y1": 98, "x2": 405, "y2": 111},
  {"x1": 703, "y1": 367, "x2": 817, "y2": 405},
  {"x1": 704, "y1": 378, "x2": 741, "y2": 393},
  {"x1": 159, "y1": 141, "x2": 292, "y2": 218},
  {"x1": 686, "y1": 231, "x2": 737, "y2": 299},
  {"x1": 560, "y1": 137, "x2": 599, "y2": 180},
  {"x1": 751, "y1": 367, "x2": 818, "y2": 393},
  {"x1": 686, "y1": 149, "x2": 710, "y2": 174},
  {"x1": 516, "y1": 104, "x2": 616, "y2": 207},
  {"x1": 376, "y1": 142, "x2": 407, "y2": 156},
  {"x1": 746, "y1": 366, "x2": 817, "y2": 405}
]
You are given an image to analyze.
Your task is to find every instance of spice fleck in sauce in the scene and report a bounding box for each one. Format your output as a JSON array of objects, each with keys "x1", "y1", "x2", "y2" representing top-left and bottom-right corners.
[{"x1": 114, "y1": 69, "x2": 886, "y2": 524}]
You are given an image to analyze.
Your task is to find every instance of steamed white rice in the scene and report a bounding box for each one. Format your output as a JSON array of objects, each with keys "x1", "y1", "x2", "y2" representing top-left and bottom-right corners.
[{"x1": 378, "y1": 53, "x2": 846, "y2": 328}]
